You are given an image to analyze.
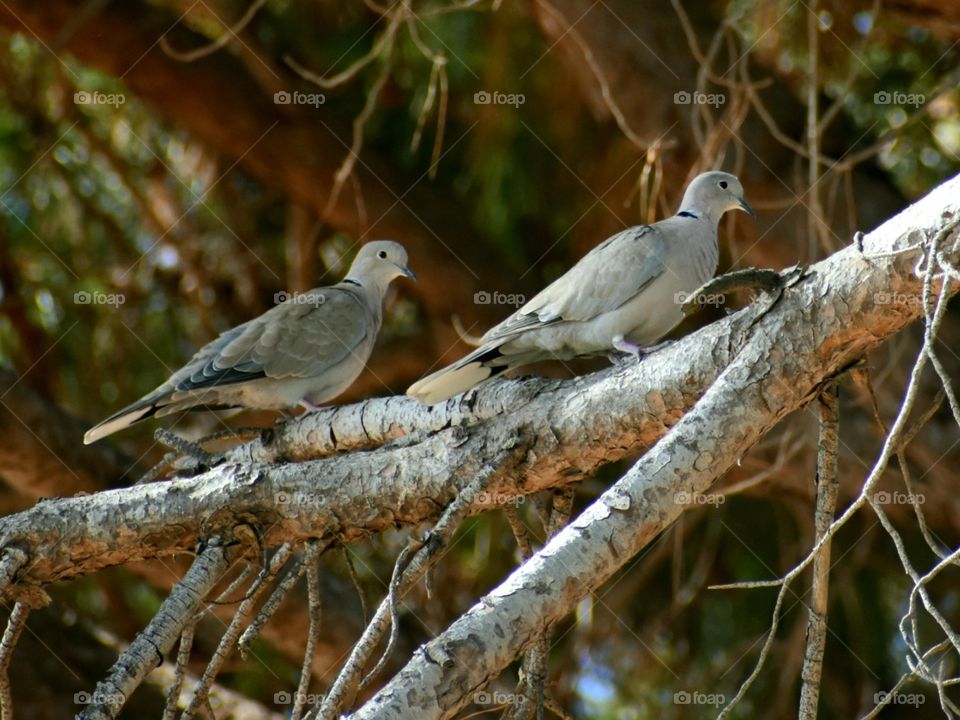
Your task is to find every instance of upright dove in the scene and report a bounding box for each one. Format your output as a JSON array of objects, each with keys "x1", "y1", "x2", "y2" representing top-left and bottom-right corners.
[
  {"x1": 84, "y1": 241, "x2": 415, "y2": 444},
  {"x1": 407, "y1": 171, "x2": 754, "y2": 405}
]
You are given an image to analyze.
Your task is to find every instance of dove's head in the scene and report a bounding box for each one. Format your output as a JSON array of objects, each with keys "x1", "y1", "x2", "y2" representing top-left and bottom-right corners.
[
  {"x1": 679, "y1": 171, "x2": 755, "y2": 224},
  {"x1": 348, "y1": 241, "x2": 416, "y2": 290}
]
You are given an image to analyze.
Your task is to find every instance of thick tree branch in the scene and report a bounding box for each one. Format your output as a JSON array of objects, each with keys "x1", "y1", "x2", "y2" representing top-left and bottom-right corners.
[
  {"x1": 0, "y1": 175, "x2": 958, "y2": 605},
  {"x1": 349, "y1": 174, "x2": 960, "y2": 719}
]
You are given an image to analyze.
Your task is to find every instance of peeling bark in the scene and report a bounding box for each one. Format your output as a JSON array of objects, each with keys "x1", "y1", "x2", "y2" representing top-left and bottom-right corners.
[
  {"x1": 350, "y1": 175, "x2": 960, "y2": 719},
  {"x1": 0, "y1": 175, "x2": 955, "y2": 619}
]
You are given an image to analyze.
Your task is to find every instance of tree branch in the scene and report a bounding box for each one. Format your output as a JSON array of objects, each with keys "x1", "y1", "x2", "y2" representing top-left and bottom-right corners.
[
  {"x1": 349, "y1": 173, "x2": 960, "y2": 719},
  {"x1": 0, "y1": 175, "x2": 957, "y2": 608}
]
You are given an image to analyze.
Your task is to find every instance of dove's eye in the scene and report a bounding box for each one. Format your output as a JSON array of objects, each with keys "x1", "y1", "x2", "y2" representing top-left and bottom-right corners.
[
  {"x1": 719, "y1": 180, "x2": 728, "y2": 189},
  {"x1": 377, "y1": 250, "x2": 387, "y2": 259}
]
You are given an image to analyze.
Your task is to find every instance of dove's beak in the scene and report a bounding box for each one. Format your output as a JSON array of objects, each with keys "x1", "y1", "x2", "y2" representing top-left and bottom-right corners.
[
  {"x1": 397, "y1": 264, "x2": 417, "y2": 281},
  {"x1": 737, "y1": 197, "x2": 757, "y2": 219}
]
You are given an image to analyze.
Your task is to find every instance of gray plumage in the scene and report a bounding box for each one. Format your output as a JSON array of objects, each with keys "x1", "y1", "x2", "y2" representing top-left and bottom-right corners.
[
  {"x1": 84, "y1": 241, "x2": 415, "y2": 444},
  {"x1": 407, "y1": 171, "x2": 754, "y2": 405}
]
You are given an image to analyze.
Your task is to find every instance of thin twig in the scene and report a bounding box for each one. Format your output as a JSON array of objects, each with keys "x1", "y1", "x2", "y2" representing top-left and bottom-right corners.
[
  {"x1": 0, "y1": 603, "x2": 28, "y2": 720},
  {"x1": 313, "y1": 450, "x2": 516, "y2": 720},
  {"x1": 84, "y1": 540, "x2": 233, "y2": 720},
  {"x1": 160, "y1": 0, "x2": 271, "y2": 63},
  {"x1": 293, "y1": 543, "x2": 325, "y2": 720},
  {"x1": 342, "y1": 547, "x2": 370, "y2": 627},
  {"x1": 798, "y1": 383, "x2": 839, "y2": 719},
  {"x1": 181, "y1": 543, "x2": 297, "y2": 719},
  {"x1": 162, "y1": 623, "x2": 196, "y2": 720},
  {"x1": 237, "y1": 545, "x2": 318, "y2": 657}
]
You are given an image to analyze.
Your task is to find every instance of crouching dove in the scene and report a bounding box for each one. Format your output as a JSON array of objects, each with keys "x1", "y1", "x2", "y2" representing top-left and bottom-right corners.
[
  {"x1": 407, "y1": 172, "x2": 754, "y2": 405},
  {"x1": 84, "y1": 241, "x2": 415, "y2": 444}
]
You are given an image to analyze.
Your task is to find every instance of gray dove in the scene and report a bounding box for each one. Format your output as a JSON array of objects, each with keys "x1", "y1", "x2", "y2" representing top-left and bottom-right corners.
[
  {"x1": 407, "y1": 172, "x2": 753, "y2": 405},
  {"x1": 84, "y1": 240, "x2": 415, "y2": 444}
]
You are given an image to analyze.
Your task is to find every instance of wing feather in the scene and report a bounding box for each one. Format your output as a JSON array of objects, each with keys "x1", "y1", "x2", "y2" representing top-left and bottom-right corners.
[
  {"x1": 165, "y1": 286, "x2": 372, "y2": 393},
  {"x1": 482, "y1": 225, "x2": 666, "y2": 342}
]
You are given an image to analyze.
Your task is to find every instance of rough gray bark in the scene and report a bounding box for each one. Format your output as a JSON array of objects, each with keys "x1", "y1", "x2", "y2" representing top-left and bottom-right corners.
[
  {"x1": 348, "y1": 174, "x2": 960, "y2": 719},
  {"x1": 0, "y1": 175, "x2": 956, "y2": 608}
]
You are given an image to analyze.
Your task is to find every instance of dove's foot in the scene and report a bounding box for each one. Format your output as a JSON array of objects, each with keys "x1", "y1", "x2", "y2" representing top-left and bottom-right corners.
[
  {"x1": 298, "y1": 398, "x2": 326, "y2": 414},
  {"x1": 609, "y1": 337, "x2": 676, "y2": 364},
  {"x1": 611, "y1": 336, "x2": 645, "y2": 363}
]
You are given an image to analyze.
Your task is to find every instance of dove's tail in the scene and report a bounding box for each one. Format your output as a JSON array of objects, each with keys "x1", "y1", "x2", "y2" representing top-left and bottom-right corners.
[
  {"x1": 84, "y1": 397, "x2": 163, "y2": 444},
  {"x1": 407, "y1": 344, "x2": 510, "y2": 405}
]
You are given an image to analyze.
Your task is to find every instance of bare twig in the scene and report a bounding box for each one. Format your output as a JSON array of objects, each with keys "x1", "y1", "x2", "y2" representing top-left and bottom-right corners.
[
  {"x1": 314, "y1": 450, "x2": 517, "y2": 720},
  {"x1": 181, "y1": 543, "x2": 298, "y2": 719},
  {"x1": 81, "y1": 540, "x2": 233, "y2": 720},
  {"x1": 798, "y1": 383, "x2": 839, "y2": 719},
  {"x1": 237, "y1": 545, "x2": 315, "y2": 657},
  {"x1": 342, "y1": 547, "x2": 370, "y2": 626},
  {"x1": 292, "y1": 542, "x2": 325, "y2": 720},
  {"x1": 160, "y1": 0, "x2": 271, "y2": 63},
  {"x1": 162, "y1": 622, "x2": 196, "y2": 720},
  {"x1": 0, "y1": 603, "x2": 28, "y2": 720}
]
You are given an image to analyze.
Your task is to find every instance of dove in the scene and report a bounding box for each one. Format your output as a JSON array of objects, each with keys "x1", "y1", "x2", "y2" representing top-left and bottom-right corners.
[
  {"x1": 84, "y1": 241, "x2": 415, "y2": 444},
  {"x1": 407, "y1": 171, "x2": 754, "y2": 405}
]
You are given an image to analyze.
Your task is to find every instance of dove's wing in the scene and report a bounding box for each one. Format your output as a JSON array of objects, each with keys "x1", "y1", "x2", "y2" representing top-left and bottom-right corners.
[
  {"x1": 167, "y1": 285, "x2": 374, "y2": 394},
  {"x1": 482, "y1": 225, "x2": 667, "y2": 342}
]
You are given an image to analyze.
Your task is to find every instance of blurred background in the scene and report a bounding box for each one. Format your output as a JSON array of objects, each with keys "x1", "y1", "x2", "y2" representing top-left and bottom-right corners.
[{"x1": 0, "y1": 0, "x2": 959, "y2": 717}]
